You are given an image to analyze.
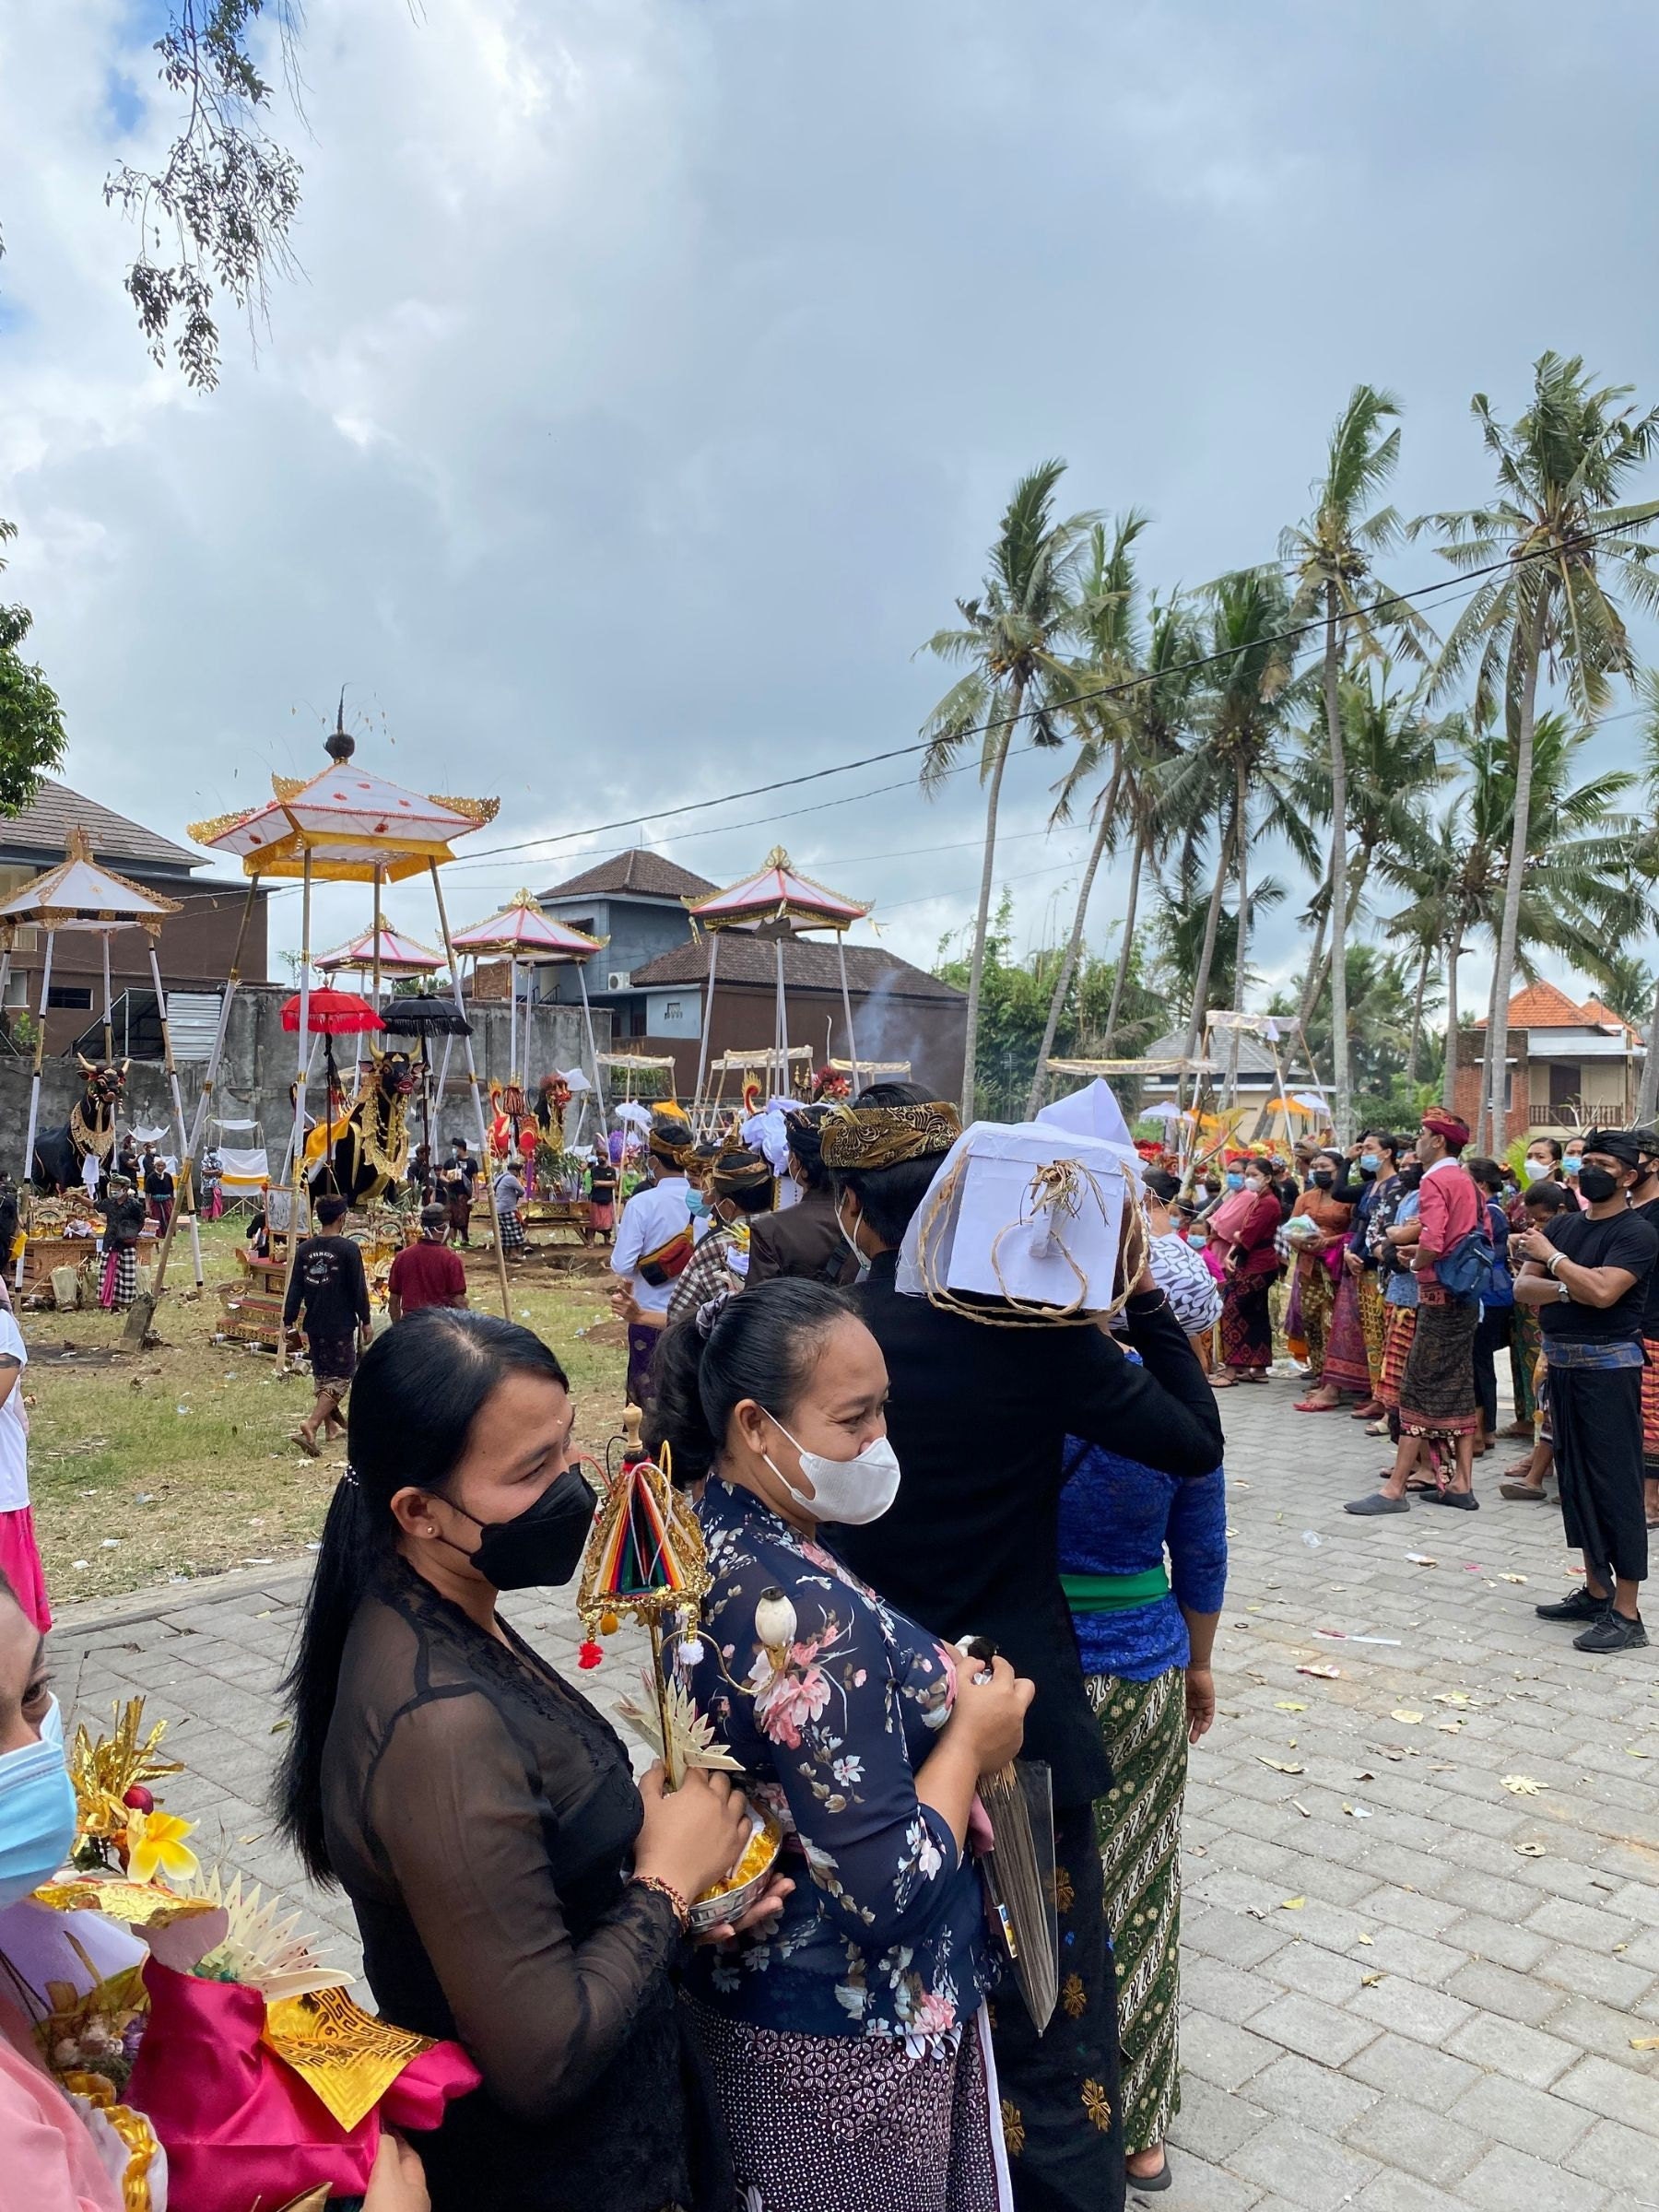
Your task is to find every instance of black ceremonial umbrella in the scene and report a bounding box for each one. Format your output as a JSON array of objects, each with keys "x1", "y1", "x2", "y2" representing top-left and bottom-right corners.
[{"x1": 377, "y1": 996, "x2": 473, "y2": 1154}]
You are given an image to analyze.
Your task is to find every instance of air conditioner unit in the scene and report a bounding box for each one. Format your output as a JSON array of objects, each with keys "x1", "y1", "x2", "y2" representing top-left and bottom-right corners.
[{"x1": 606, "y1": 971, "x2": 631, "y2": 992}]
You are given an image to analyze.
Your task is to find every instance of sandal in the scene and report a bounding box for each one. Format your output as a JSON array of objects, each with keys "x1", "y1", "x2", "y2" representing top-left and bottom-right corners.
[
  {"x1": 292, "y1": 1429, "x2": 322, "y2": 1460},
  {"x1": 1500, "y1": 1478, "x2": 1547, "y2": 1502}
]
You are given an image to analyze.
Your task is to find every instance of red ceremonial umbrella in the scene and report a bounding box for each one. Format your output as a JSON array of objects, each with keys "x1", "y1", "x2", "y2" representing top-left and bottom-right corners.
[{"x1": 280, "y1": 989, "x2": 384, "y2": 1108}]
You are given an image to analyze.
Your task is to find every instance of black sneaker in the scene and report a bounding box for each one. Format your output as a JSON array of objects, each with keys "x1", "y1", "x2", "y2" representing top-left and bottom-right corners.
[
  {"x1": 1572, "y1": 1612, "x2": 1648, "y2": 1653},
  {"x1": 1535, "y1": 1587, "x2": 1609, "y2": 1623}
]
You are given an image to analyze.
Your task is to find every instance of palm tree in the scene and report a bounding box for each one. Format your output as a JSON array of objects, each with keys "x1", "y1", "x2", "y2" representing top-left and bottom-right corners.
[
  {"x1": 1630, "y1": 670, "x2": 1659, "y2": 1123},
  {"x1": 1023, "y1": 512, "x2": 1147, "y2": 1115},
  {"x1": 1281, "y1": 385, "x2": 1432, "y2": 1142},
  {"x1": 1292, "y1": 664, "x2": 1452, "y2": 1028},
  {"x1": 1169, "y1": 568, "x2": 1317, "y2": 1092},
  {"x1": 921, "y1": 461, "x2": 1097, "y2": 1116},
  {"x1": 1419, "y1": 353, "x2": 1659, "y2": 1147}
]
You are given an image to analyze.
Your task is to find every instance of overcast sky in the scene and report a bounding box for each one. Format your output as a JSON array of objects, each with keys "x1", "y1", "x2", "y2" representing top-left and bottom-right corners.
[{"x1": 3, "y1": 0, "x2": 1657, "y2": 1009}]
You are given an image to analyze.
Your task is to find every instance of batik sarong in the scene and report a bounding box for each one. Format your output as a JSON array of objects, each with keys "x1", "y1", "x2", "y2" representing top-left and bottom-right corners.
[
  {"x1": 1319, "y1": 1271, "x2": 1371, "y2": 1394},
  {"x1": 1398, "y1": 1287, "x2": 1479, "y2": 1441},
  {"x1": 689, "y1": 1997, "x2": 1009, "y2": 2212},
  {"x1": 1641, "y1": 1339, "x2": 1659, "y2": 1475},
  {"x1": 992, "y1": 1801, "x2": 1124, "y2": 2212},
  {"x1": 1219, "y1": 1277, "x2": 1272, "y2": 1372},
  {"x1": 1377, "y1": 1305, "x2": 1417, "y2": 1411},
  {"x1": 99, "y1": 1246, "x2": 138, "y2": 1312},
  {"x1": 1086, "y1": 1668, "x2": 1185, "y2": 2159},
  {"x1": 1298, "y1": 1261, "x2": 1336, "y2": 1377},
  {"x1": 1359, "y1": 1275, "x2": 1387, "y2": 1394},
  {"x1": 1509, "y1": 1304, "x2": 1542, "y2": 1430}
]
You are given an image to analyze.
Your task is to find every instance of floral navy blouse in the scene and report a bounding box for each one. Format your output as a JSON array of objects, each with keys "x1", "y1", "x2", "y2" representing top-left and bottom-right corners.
[{"x1": 682, "y1": 1477, "x2": 993, "y2": 2047}]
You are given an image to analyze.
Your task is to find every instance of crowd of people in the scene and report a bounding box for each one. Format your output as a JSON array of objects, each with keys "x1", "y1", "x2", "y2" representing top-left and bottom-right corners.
[{"x1": 1187, "y1": 1111, "x2": 1653, "y2": 1653}]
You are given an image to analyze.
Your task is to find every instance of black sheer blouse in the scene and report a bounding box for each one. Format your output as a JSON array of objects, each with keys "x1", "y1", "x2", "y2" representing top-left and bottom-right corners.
[{"x1": 320, "y1": 1559, "x2": 727, "y2": 2212}]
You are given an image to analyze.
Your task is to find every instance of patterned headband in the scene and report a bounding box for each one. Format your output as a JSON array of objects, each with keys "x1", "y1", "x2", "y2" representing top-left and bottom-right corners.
[{"x1": 818, "y1": 1101, "x2": 961, "y2": 1171}]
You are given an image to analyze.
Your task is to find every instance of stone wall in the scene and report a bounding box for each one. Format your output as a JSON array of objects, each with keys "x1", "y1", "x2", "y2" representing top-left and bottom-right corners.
[{"x1": 0, "y1": 982, "x2": 611, "y2": 1176}]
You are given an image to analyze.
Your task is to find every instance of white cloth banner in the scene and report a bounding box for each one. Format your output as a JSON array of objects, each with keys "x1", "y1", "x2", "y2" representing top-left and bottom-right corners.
[{"x1": 218, "y1": 1147, "x2": 270, "y2": 1189}]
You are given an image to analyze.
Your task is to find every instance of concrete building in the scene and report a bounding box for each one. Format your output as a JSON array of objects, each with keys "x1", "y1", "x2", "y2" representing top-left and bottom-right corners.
[
  {"x1": 1454, "y1": 979, "x2": 1646, "y2": 1146},
  {"x1": 0, "y1": 781, "x2": 269, "y2": 1055},
  {"x1": 534, "y1": 847, "x2": 967, "y2": 1100}
]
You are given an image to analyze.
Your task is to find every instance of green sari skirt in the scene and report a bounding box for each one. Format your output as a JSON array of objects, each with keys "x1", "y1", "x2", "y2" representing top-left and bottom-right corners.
[{"x1": 1085, "y1": 1666, "x2": 1188, "y2": 2156}]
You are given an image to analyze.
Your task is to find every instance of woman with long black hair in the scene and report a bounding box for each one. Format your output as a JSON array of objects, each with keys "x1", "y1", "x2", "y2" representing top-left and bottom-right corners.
[{"x1": 273, "y1": 1308, "x2": 762, "y2": 2212}]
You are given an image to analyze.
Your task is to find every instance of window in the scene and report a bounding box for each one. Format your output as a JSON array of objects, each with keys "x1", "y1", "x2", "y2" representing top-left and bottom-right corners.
[
  {"x1": 629, "y1": 1005, "x2": 648, "y2": 1038},
  {"x1": 46, "y1": 985, "x2": 94, "y2": 1010},
  {"x1": 565, "y1": 917, "x2": 595, "y2": 939},
  {"x1": 663, "y1": 1000, "x2": 683, "y2": 1022}
]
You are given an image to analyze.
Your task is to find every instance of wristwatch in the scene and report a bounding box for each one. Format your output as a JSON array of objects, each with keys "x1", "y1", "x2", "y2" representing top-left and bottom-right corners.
[{"x1": 1556, "y1": 1279, "x2": 1571, "y2": 1301}]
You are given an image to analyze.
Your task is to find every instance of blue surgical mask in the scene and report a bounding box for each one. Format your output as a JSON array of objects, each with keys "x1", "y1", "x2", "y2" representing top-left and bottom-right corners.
[
  {"x1": 1224, "y1": 1171, "x2": 1243, "y2": 1191},
  {"x1": 1360, "y1": 1153, "x2": 1381, "y2": 1174},
  {"x1": 0, "y1": 1697, "x2": 77, "y2": 1911},
  {"x1": 687, "y1": 1190, "x2": 711, "y2": 1218},
  {"x1": 1563, "y1": 1155, "x2": 1583, "y2": 1178}
]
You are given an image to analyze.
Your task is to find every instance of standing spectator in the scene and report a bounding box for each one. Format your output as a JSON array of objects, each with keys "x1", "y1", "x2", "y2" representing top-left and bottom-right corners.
[
  {"x1": 1288, "y1": 1150, "x2": 1355, "y2": 1406},
  {"x1": 0, "y1": 1296, "x2": 45, "y2": 1630},
  {"x1": 1498, "y1": 1179, "x2": 1575, "y2": 1501},
  {"x1": 610, "y1": 1112, "x2": 695, "y2": 1409},
  {"x1": 441, "y1": 1136, "x2": 477, "y2": 1247},
  {"x1": 98, "y1": 1174, "x2": 147, "y2": 1311},
  {"x1": 283, "y1": 1195, "x2": 372, "y2": 1458},
  {"x1": 1213, "y1": 1159, "x2": 1283, "y2": 1384},
  {"x1": 1505, "y1": 1139, "x2": 1565, "y2": 1434},
  {"x1": 585, "y1": 1141, "x2": 618, "y2": 1246},
  {"x1": 387, "y1": 1205, "x2": 468, "y2": 1322},
  {"x1": 493, "y1": 1154, "x2": 527, "y2": 1262},
  {"x1": 1268, "y1": 1154, "x2": 1300, "y2": 1221},
  {"x1": 200, "y1": 1145, "x2": 224, "y2": 1221},
  {"x1": 1140, "y1": 1166, "x2": 1222, "y2": 1365},
  {"x1": 1626, "y1": 1125, "x2": 1659, "y2": 1531},
  {"x1": 145, "y1": 1153, "x2": 174, "y2": 1240},
  {"x1": 1348, "y1": 1133, "x2": 1404, "y2": 1419},
  {"x1": 1347, "y1": 1110, "x2": 1481, "y2": 1512},
  {"x1": 1517, "y1": 1130, "x2": 1655, "y2": 1651},
  {"x1": 1467, "y1": 1159, "x2": 1516, "y2": 1455},
  {"x1": 746, "y1": 1106, "x2": 855, "y2": 1289}
]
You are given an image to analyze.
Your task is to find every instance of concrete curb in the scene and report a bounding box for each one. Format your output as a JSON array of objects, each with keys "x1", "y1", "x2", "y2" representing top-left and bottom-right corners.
[{"x1": 51, "y1": 1557, "x2": 315, "y2": 1639}]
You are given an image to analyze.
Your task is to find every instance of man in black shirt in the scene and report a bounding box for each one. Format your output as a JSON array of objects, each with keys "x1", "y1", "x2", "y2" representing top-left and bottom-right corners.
[
  {"x1": 1513, "y1": 1129, "x2": 1656, "y2": 1653},
  {"x1": 283, "y1": 1194, "x2": 372, "y2": 1456},
  {"x1": 823, "y1": 1088, "x2": 1222, "y2": 2212},
  {"x1": 1626, "y1": 1124, "x2": 1659, "y2": 1534}
]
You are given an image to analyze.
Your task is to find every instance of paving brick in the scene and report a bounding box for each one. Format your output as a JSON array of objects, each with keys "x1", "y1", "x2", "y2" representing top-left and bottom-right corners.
[
  {"x1": 1443, "y1": 2010, "x2": 1583, "y2": 2088},
  {"x1": 1441, "y1": 1909, "x2": 1553, "y2": 1973},
  {"x1": 1162, "y1": 2073, "x2": 1271, "y2": 2162},
  {"x1": 1343, "y1": 2031, "x2": 1482, "y2": 2109},
  {"x1": 1562, "y1": 2118, "x2": 1659, "y2": 2207},
  {"x1": 1247, "y1": 2053, "x2": 1381, "y2": 2136},
  {"x1": 1182, "y1": 1950, "x2": 1278, "y2": 2025},
  {"x1": 1352, "y1": 2175, "x2": 1477, "y2": 2212},
  {"x1": 1527, "y1": 1893, "x2": 1647, "y2": 1951},
  {"x1": 1555, "y1": 2053, "x2": 1659, "y2": 2131},
  {"x1": 1448, "y1": 2069, "x2": 1600, "y2": 2163},
  {"x1": 1445, "y1": 1956, "x2": 1569, "y2": 2026},
  {"x1": 1340, "y1": 2094, "x2": 1486, "y2": 2188},
  {"x1": 1548, "y1": 1992, "x2": 1659, "y2": 2069},
  {"x1": 1230, "y1": 2119, "x2": 1382, "y2": 2212},
  {"x1": 1179, "y1": 2013, "x2": 1282, "y2": 2092},
  {"x1": 1250, "y1": 1991, "x2": 1382, "y2": 2069},
  {"x1": 1459, "y1": 2143, "x2": 1611, "y2": 2212},
  {"x1": 1346, "y1": 1975, "x2": 1477, "y2": 2047}
]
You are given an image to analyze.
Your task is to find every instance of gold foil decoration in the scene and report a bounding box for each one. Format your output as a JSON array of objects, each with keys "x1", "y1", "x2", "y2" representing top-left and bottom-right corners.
[{"x1": 262, "y1": 1988, "x2": 441, "y2": 2132}]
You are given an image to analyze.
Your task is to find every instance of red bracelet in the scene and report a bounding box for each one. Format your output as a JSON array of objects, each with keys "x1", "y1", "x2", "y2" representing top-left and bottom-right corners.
[{"x1": 631, "y1": 1873, "x2": 690, "y2": 1931}]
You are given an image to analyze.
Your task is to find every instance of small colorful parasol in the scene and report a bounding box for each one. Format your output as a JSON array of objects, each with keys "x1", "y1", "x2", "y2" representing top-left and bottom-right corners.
[{"x1": 279, "y1": 989, "x2": 384, "y2": 1037}]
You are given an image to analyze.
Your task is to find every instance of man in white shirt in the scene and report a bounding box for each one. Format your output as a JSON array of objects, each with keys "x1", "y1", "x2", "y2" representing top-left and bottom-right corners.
[{"x1": 611, "y1": 1110, "x2": 696, "y2": 1409}]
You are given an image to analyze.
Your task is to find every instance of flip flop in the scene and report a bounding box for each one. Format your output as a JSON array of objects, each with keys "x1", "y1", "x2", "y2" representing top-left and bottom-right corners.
[
  {"x1": 291, "y1": 1430, "x2": 322, "y2": 1459},
  {"x1": 1500, "y1": 1479, "x2": 1547, "y2": 1502}
]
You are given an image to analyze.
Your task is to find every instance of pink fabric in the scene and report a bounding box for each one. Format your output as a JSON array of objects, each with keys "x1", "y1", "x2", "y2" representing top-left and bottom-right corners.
[
  {"x1": 1416, "y1": 1161, "x2": 1480, "y2": 1280},
  {"x1": 126, "y1": 1959, "x2": 480, "y2": 2212},
  {"x1": 1207, "y1": 1190, "x2": 1255, "y2": 1246},
  {"x1": 0, "y1": 1506, "x2": 50, "y2": 1631},
  {"x1": 0, "y1": 2018, "x2": 122, "y2": 2212}
]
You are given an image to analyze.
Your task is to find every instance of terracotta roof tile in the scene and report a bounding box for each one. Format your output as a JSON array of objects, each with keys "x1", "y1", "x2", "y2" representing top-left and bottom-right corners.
[
  {"x1": 539, "y1": 849, "x2": 717, "y2": 902},
  {"x1": 626, "y1": 935, "x2": 964, "y2": 1003},
  {"x1": 1476, "y1": 979, "x2": 1591, "y2": 1030},
  {"x1": 0, "y1": 778, "x2": 200, "y2": 875}
]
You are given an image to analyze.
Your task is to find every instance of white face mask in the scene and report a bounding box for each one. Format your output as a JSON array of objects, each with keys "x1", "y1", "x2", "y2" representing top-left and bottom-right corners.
[
  {"x1": 762, "y1": 1413, "x2": 900, "y2": 1526},
  {"x1": 835, "y1": 1197, "x2": 871, "y2": 1282}
]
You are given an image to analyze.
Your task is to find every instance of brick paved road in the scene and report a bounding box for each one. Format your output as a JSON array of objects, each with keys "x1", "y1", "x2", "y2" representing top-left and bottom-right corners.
[{"x1": 47, "y1": 1382, "x2": 1659, "y2": 2209}]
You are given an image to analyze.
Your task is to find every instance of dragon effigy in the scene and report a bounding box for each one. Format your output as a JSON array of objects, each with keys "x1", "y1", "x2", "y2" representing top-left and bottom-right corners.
[
  {"x1": 304, "y1": 1049, "x2": 416, "y2": 1206},
  {"x1": 534, "y1": 1072, "x2": 572, "y2": 1151},
  {"x1": 488, "y1": 1078, "x2": 539, "y2": 1164},
  {"x1": 33, "y1": 1056, "x2": 128, "y2": 1194}
]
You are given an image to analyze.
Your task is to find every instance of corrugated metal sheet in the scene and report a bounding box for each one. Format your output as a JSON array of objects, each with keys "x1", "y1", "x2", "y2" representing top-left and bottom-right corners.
[{"x1": 167, "y1": 991, "x2": 223, "y2": 1061}]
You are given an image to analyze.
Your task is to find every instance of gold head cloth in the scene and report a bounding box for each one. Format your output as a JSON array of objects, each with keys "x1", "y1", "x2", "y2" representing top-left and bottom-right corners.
[
  {"x1": 819, "y1": 1101, "x2": 960, "y2": 1171},
  {"x1": 648, "y1": 1111, "x2": 695, "y2": 1168}
]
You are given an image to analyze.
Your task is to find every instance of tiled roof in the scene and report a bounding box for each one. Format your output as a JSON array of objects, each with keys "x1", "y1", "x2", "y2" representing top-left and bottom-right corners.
[
  {"x1": 0, "y1": 779, "x2": 200, "y2": 874},
  {"x1": 1477, "y1": 979, "x2": 1610, "y2": 1030},
  {"x1": 627, "y1": 936, "x2": 965, "y2": 1003},
  {"x1": 538, "y1": 849, "x2": 717, "y2": 902},
  {"x1": 1141, "y1": 1028, "x2": 1277, "y2": 1077},
  {"x1": 1577, "y1": 996, "x2": 1639, "y2": 1037}
]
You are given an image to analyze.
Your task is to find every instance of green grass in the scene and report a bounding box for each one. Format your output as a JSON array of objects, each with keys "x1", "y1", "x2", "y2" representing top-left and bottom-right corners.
[{"x1": 26, "y1": 1220, "x2": 629, "y2": 1604}]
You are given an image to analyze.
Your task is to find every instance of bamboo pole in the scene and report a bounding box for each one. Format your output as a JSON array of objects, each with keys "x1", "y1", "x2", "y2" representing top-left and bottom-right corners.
[
  {"x1": 16, "y1": 932, "x2": 54, "y2": 1286},
  {"x1": 147, "y1": 878, "x2": 260, "y2": 1298},
  {"x1": 575, "y1": 961, "x2": 603, "y2": 1132},
  {"x1": 835, "y1": 934, "x2": 861, "y2": 1097},
  {"x1": 100, "y1": 935, "x2": 113, "y2": 1068},
  {"x1": 276, "y1": 852, "x2": 314, "y2": 1372},
  {"x1": 145, "y1": 942, "x2": 205, "y2": 1288},
  {"x1": 431, "y1": 863, "x2": 512, "y2": 1319},
  {"x1": 691, "y1": 928, "x2": 720, "y2": 1124}
]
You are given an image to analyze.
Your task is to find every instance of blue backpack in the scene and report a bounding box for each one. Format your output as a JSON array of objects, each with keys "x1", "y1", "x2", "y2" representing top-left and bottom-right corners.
[{"x1": 1436, "y1": 1224, "x2": 1498, "y2": 1300}]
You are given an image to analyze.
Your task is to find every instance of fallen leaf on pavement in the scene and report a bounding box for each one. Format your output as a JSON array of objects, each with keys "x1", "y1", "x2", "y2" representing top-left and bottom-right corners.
[
  {"x1": 1630, "y1": 2036, "x2": 1659, "y2": 2051},
  {"x1": 1361, "y1": 1971, "x2": 1383, "y2": 1985},
  {"x1": 1258, "y1": 1758, "x2": 1305, "y2": 1774},
  {"x1": 1279, "y1": 1897, "x2": 1305, "y2": 1911},
  {"x1": 1501, "y1": 1775, "x2": 1546, "y2": 1794},
  {"x1": 1405, "y1": 1553, "x2": 1438, "y2": 1567},
  {"x1": 1298, "y1": 1664, "x2": 1342, "y2": 1679},
  {"x1": 1275, "y1": 1700, "x2": 1308, "y2": 1712},
  {"x1": 1432, "y1": 1691, "x2": 1471, "y2": 1705},
  {"x1": 1391, "y1": 1710, "x2": 1425, "y2": 1724},
  {"x1": 1341, "y1": 1804, "x2": 1373, "y2": 1818},
  {"x1": 1353, "y1": 1771, "x2": 1375, "y2": 1782},
  {"x1": 1498, "y1": 1572, "x2": 1527, "y2": 1584},
  {"x1": 1355, "y1": 1933, "x2": 1373, "y2": 1945}
]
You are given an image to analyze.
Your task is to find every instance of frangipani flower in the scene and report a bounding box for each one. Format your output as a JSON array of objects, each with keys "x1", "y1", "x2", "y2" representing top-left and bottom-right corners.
[{"x1": 125, "y1": 1808, "x2": 198, "y2": 1887}]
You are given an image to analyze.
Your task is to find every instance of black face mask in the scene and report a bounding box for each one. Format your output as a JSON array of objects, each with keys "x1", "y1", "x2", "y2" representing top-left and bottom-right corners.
[
  {"x1": 1577, "y1": 1164, "x2": 1620, "y2": 1204},
  {"x1": 1312, "y1": 1171, "x2": 1335, "y2": 1188},
  {"x1": 443, "y1": 1465, "x2": 596, "y2": 1591}
]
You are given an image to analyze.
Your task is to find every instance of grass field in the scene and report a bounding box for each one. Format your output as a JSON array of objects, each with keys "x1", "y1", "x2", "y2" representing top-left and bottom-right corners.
[{"x1": 25, "y1": 1220, "x2": 629, "y2": 1603}]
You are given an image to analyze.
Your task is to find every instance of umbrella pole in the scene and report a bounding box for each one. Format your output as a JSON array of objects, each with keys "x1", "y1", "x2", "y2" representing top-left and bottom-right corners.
[
  {"x1": 836, "y1": 934, "x2": 861, "y2": 1097},
  {"x1": 101, "y1": 934, "x2": 113, "y2": 1068},
  {"x1": 509, "y1": 956, "x2": 518, "y2": 1089},
  {"x1": 773, "y1": 938, "x2": 788, "y2": 1100},
  {"x1": 277, "y1": 851, "x2": 314, "y2": 1374},
  {"x1": 16, "y1": 931, "x2": 54, "y2": 1287},
  {"x1": 431, "y1": 863, "x2": 512, "y2": 1319},
  {"x1": 434, "y1": 957, "x2": 464, "y2": 1125},
  {"x1": 576, "y1": 962, "x2": 602, "y2": 1133},
  {"x1": 691, "y1": 928, "x2": 719, "y2": 1124}
]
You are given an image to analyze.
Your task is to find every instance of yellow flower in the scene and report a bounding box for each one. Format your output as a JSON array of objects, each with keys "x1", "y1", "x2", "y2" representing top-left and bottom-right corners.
[
  {"x1": 1062, "y1": 1972, "x2": 1087, "y2": 2019},
  {"x1": 1000, "y1": 2099, "x2": 1026, "y2": 2157},
  {"x1": 1082, "y1": 2079, "x2": 1113, "y2": 2132},
  {"x1": 124, "y1": 1809, "x2": 198, "y2": 1887}
]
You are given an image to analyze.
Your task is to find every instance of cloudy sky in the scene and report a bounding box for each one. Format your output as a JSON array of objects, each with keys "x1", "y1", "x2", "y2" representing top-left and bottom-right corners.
[{"x1": 3, "y1": 0, "x2": 1657, "y2": 1006}]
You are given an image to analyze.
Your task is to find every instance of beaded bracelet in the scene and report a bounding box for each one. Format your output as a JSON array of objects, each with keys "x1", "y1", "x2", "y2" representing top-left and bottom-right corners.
[{"x1": 631, "y1": 1873, "x2": 691, "y2": 1931}]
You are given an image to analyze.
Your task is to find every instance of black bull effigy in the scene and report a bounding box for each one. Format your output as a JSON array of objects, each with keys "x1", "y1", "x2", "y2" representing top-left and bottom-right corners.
[
  {"x1": 33, "y1": 1057, "x2": 128, "y2": 1194},
  {"x1": 303, "y1": 1050, "x2": 417, "y2": 1206}
]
